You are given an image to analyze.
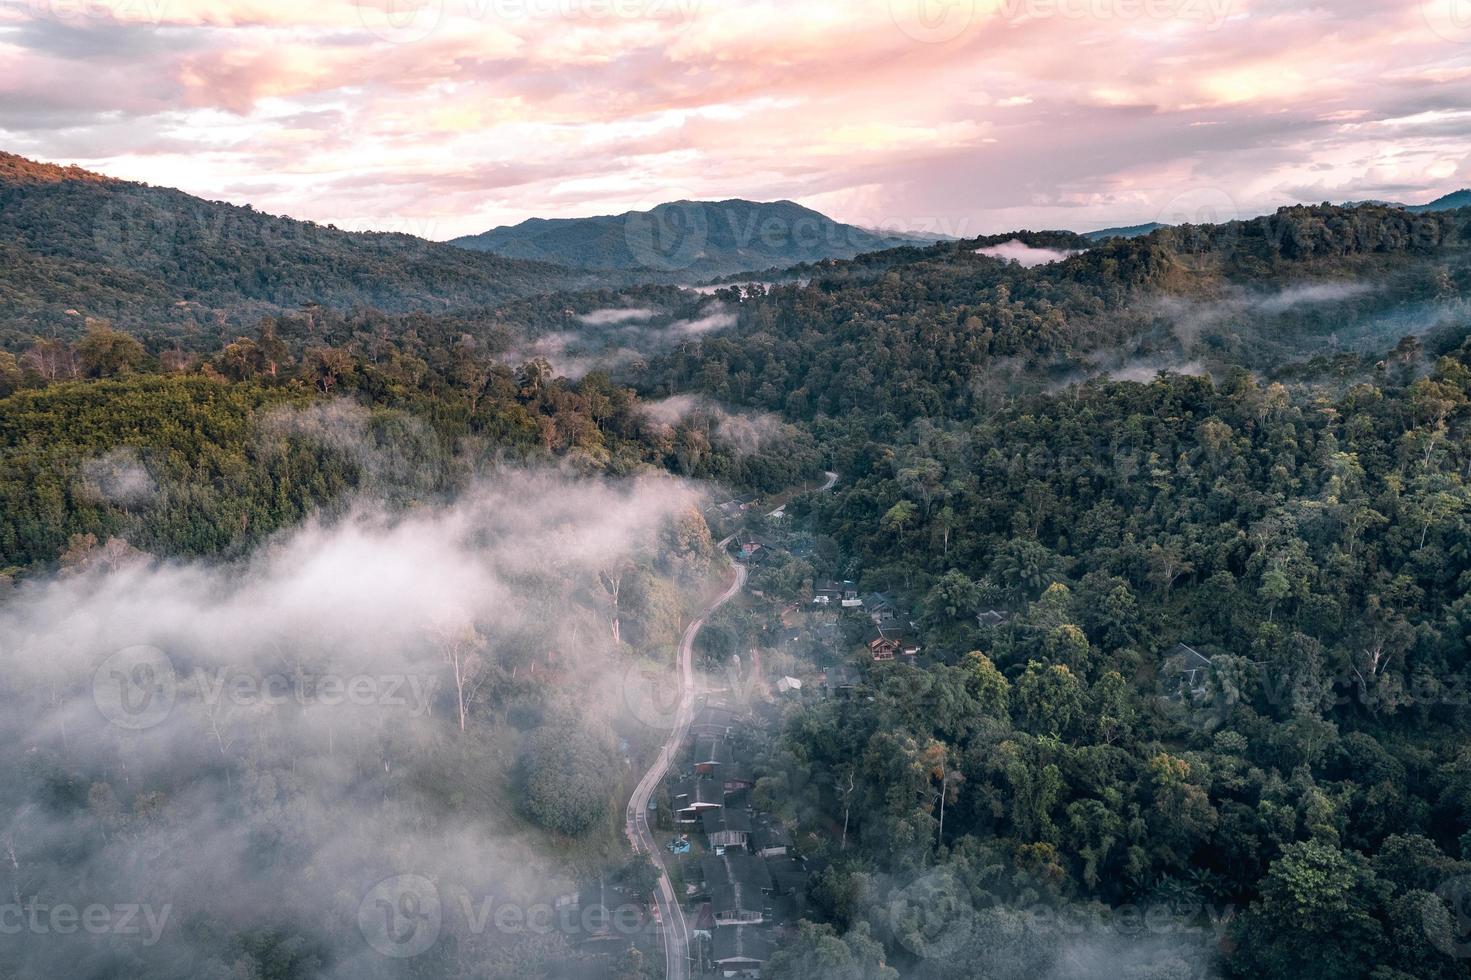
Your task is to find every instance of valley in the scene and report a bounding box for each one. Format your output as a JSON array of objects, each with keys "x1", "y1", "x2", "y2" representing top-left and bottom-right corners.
[{"x1": 2, "y1": 161, "x2": 1471, "y2": 980}]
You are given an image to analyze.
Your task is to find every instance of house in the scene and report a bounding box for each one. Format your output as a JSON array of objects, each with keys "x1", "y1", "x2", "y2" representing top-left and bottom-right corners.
[
  {"x1": 864, "y1": 592, "x2": 899, "y2": 624},
  {"x1": 868, "y1": 635, "x2": 900, "y2": 661},
  {"x1": 1163, "y1": 643, "x2": 1213, "y2": 699},
  {"x1": 722, "y1": 766, "x2": 756, "y2": 795},
  {"x1": 723, "y1": 786, "x2": 754, "y2": 811},
  {"x1": 868, "y1": 627, "x2": 921, "y2": 662},
  {"x1": 691, "y1": 702, "x2": 737, "y2": 739},
  {"x1": 776, "y1": 676, "x2": 803, "y2": 695},
  {"x1": 712, "y1": 924, "x2": 774, "y2": 978},
  {"x1": 814, "y1": 580, "x2": 861, "y2": 607},
  {"x1": 703, "y1": 852, "x2": 773, "y2": 925},
  {"x1": 733, "y1": 530, "x2": 772, "y2": 562},
  {"x1": 674, "y1": 777, "x2": 724, "y2": 823},
  {"x1": 702, "y1": 808, "x2": 753, "y2": 850},
  {"x1": 691, "y1": 900, "x2": 714, "y2": 941},
  {"x1": 977, "y1": 608, "x2": 1012, "y2": 628},
  {"x1": 693, "y1": 736, "x2": 729, "y2": 775},
  {"x1": 752, "y1": 822, "x2": 793, "y2": 859},
  {"x1": 766, "y1": 853, "x2": 809, "y2": 897}
]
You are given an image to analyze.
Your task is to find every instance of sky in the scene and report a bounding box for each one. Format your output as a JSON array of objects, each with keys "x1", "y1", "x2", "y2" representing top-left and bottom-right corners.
[{"x1": 2, "y1": 0, "x2": 1470, "y2": 240}]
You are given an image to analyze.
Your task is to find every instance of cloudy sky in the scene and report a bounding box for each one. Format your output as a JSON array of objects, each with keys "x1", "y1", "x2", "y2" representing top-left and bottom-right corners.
[{"x1": 2, "y1": 0, "x2": 1469, "y2": 239}]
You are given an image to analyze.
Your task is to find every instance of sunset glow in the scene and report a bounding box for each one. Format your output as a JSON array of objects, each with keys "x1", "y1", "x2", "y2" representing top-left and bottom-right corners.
[{"x1": 2, "y1": 0, "x2": 1469, "y2": 236}]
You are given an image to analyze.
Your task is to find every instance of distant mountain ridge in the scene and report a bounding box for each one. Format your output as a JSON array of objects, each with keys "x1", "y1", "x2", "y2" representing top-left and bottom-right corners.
[
  {"x1": 1082, "y1": 189, "x2": 1471, "y2": 242},
  {"x1": 1082, "y1": 222, "x2": 1164, "y2": 241},
  {"x1": 450, "y1": 199, "x2": 942, "y2": 279},
  {"x1": 0, "y1": 150, "x2": 606, "y2": 343},
  {"x1": 1406, "y1": 189, "x2": 1471, "y2": 212}
]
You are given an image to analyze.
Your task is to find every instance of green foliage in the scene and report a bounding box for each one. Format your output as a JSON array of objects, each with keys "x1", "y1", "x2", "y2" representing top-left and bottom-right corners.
[
  {"x1": 514, "y1": 725, "x2": 617, "y2": 837},
  {"x1": 765, "y1": 920, "x2": 899, "y2": 980},
  {"x1": 0, "y1": 376, "x2": 339, "y2": 566}
]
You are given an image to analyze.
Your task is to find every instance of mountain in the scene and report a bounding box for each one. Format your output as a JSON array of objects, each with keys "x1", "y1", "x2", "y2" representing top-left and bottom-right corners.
[
  {"x1": 450, "y1": 199, "x2": 941, "y2": 280},
  {"x1": 1082, "y1": 221, "x2": 1164, "y2": 241},
  {"x1": 0, "y1": 151, "x2": 604, "y2": 344},
  {"x1": 1407, "y1": 189, "x2": 1471, "y2": 212},
  {"x1": 1082, "y1": 189, "x2": 1471, "y2": 240},
  {"x1": 1337, "y1": 189, "x2": 1471, "y2": 212}
]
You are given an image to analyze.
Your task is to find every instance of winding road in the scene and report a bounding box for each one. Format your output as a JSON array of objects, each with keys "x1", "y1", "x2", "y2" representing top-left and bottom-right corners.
[
  {"x1": 625, "y1": 535, "x2": 746, "y2": 980},
  {"x1": 767, "y1": 471, "x2": 839, "y2": 518},
  {"x1": 624, "y1": 472, "x2": 837, "y2": 980}
]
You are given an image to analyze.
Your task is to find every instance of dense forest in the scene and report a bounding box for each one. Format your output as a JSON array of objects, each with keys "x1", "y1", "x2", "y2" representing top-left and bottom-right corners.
[
  {"x1": 642, "y1": 203, "x2": 1471, "y2": 979},
  {"x1": 3, "y1": 169, "x2": 1471, "y2": 978},
  {"x1": 746, "y1": 350, "x2": 1471, "y2": 978},
  {"x1": 653, "y1": 204, "x2": 1471, "y2": 419},
  {"x1": 0, "y1": 328, "x2": 819, "y2": 576}
]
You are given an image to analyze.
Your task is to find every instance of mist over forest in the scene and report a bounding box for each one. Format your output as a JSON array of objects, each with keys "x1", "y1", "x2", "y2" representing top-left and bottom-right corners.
[
  {"x1": 1, "y1": 460, "x2": 723, "y2": 978},
  {"x1": 2, "y1": 4, "x2": 1471, "y2": 968}
]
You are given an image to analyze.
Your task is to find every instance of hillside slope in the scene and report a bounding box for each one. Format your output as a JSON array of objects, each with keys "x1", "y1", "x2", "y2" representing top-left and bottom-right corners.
[{"x1": 0, "y1": 152, "x2": 604, "y2": 344}]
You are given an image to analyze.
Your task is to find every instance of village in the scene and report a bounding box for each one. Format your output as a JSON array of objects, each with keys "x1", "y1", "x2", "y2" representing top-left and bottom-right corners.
[
  {"x1": 648, "y1": 491, "x2": 932, "y2": 977},
  {"x1": 549, "y1": 484, "x2": 1234, "y2": 980}
]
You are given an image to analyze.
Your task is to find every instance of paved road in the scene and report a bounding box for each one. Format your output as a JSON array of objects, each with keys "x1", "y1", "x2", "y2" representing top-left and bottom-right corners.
[
  {"x1": 767, "y1": 471, "x2": 839, "y2": 518},
  {"x1": 625, "y1": 535, "x2": 747, "y2": 980},
  {"x1": 625, "y1": 473, "x2": 837, "y2": 980}
]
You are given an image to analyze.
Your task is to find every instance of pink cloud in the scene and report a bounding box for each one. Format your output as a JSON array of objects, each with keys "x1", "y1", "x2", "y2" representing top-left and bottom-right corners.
[{"x1": 1, "y1": 0, "x2": 1468, "y2": 238}]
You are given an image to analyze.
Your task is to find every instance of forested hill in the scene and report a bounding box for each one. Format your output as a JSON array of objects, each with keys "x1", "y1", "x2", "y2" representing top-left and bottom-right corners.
[
  {"x1": 451, "y1": 199, "x2": 936, "y2": 279},
  {"x1": 642, "y1": 203, "x2": 1471, "y2": 980},
  {"x1": 0, "y1": 151, "x2": 608, "y2": 345},
  {"x1": 649, "y1": 202, "x2": 1471, "y2": 420}
]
